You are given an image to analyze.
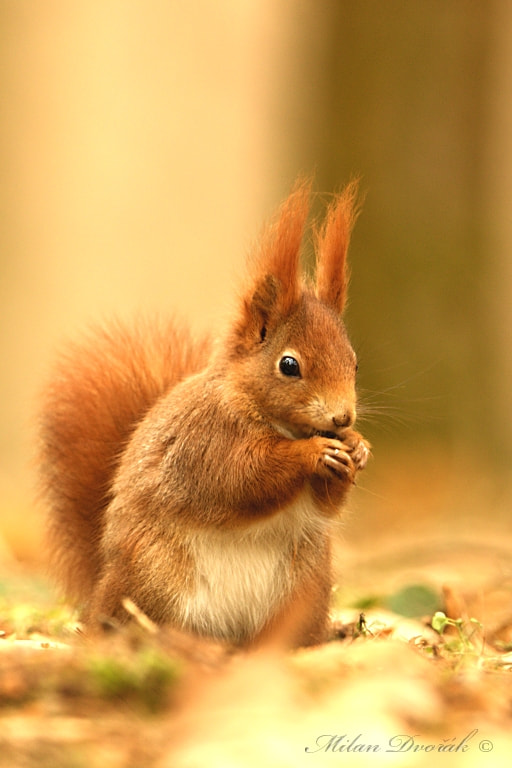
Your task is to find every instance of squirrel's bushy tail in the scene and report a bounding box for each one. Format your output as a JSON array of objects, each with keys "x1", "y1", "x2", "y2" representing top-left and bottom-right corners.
[{"x1": 37, "y1": 317, "x2": 211, "y2": 604}]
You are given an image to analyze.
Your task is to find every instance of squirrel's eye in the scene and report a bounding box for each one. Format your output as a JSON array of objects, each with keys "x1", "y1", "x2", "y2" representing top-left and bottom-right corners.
[{"x1": 279, "y1": 356, "x2": 301, "y2": 378}]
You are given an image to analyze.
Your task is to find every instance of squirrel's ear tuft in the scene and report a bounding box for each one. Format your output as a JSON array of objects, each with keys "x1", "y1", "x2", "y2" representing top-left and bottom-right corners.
[
  {"x1": 315, "y1": 180, "x2": 361, "y2": 314},
  {"x1": 252, "y1": 176, "x2": 311, "y2": 313},
  {"x1": 230, "y1": 178, "x2": 311, "y2": 351}
]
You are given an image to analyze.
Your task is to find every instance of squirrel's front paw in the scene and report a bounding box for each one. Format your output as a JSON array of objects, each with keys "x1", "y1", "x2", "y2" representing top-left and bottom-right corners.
[
  {"x1": 340, "y1": 430, "x2": 371, "y2": 473},
  {"x1": 311, "y1": 437, "x2": 356, "y2": 483}
]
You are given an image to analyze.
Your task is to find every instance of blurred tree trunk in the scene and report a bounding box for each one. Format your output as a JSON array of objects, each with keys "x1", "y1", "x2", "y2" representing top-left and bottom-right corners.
[
  {"x1": 285, "y1": 3, "x2": 499, "y2": 465},
  {"x1": 483, "y1": 0, "x2": 512, "y2": 471}
]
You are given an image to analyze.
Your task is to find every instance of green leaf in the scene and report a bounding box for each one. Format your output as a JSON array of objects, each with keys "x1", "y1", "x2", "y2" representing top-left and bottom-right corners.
[{"x1": 385, "y1": 584, "x2": 441, "y2": 619}]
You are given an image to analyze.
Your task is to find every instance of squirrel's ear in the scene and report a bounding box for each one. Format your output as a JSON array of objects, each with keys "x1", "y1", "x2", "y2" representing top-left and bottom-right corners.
[
  {"x1": 315, "y1": 180, "x2": 360, "y2": 314},
  {"x1": 230, "y1": 178, "x2": 311, "y2": 351}
]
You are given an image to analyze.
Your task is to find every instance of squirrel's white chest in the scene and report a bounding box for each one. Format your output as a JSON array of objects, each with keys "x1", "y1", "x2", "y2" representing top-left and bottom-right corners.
[{"x1": 178, "y1": 494, "x2": 327, "y2": 642}]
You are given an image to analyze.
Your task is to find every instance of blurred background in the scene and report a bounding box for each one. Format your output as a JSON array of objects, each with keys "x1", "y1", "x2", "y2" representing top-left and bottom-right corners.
[{"x1": 0, "y1": 1, "x2": 511, "y2": 573}]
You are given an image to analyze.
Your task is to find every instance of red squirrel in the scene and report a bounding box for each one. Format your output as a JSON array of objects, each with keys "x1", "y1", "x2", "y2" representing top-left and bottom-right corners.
[{"x1": 37, "y1": 179, "x2": 370, "y2": 647}]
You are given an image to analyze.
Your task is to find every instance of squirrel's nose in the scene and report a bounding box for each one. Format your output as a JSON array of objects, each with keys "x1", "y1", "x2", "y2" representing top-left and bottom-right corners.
[{"x1": 332, "y1": 409, "x2": 355, "y2": 429}]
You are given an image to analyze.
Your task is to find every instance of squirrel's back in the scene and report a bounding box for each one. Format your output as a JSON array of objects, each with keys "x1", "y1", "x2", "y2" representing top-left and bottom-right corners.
[{"x1": 37, "y1": 317, "x2": 211, "y2": 603}]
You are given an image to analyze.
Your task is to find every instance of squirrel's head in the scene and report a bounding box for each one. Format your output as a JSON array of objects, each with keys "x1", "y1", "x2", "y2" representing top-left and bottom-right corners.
[{"x1": 225, "y1": 178, "x2": 361, "y2": 440}]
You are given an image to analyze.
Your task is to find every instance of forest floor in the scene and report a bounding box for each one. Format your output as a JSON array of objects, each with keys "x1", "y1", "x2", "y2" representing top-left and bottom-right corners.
[
  {"x1": 1, "y1": 456, "x2": 512, "y2": 767},
  {"x1": 1, "y1": 532, "x2": 511, "y2": 768}
]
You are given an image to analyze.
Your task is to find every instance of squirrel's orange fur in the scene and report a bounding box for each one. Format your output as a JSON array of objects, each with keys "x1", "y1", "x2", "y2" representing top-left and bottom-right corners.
[{"x1": 37, "y1": 179, "x2": 370, "y2": 647}]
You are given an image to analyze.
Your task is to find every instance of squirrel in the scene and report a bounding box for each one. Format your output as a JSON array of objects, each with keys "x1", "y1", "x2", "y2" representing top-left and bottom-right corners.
[{"x1": 37, "y1": 179, "x2": 370, "y2": 647}]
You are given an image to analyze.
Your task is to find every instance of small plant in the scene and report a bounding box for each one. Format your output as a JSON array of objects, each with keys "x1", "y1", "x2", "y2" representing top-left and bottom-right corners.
[{"x1": 431, "y1": 611, "x2": 483, "y2": 657}]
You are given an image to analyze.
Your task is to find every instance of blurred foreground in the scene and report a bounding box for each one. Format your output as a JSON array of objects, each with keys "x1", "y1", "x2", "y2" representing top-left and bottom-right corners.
[{"x1": 1, "y1": 487, "x2": 511, "y2": 767}]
